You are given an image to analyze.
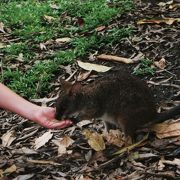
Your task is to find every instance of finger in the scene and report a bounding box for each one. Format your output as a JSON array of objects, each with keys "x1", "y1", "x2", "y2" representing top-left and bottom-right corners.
[{"x1": 44, "y1": 120, "x2": 72, "y2": 129}]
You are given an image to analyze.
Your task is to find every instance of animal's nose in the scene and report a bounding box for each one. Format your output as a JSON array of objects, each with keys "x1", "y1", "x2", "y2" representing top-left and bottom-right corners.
[{"x1": 62, "y1": 112, "x2": 80, "y2": 121}]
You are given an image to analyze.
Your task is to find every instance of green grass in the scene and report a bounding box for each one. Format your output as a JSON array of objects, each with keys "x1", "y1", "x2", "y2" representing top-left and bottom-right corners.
[
  {"x1": 0, "y1": 0, "x2": 133, "y2": 98},
  {"x1": 133, "y1": 59, "x2": 155, "y2": 76}
]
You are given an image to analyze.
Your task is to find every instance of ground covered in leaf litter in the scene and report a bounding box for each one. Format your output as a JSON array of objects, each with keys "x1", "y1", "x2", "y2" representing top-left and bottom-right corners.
[{"x1": 1, "y1": 1, "x2": 180, "y2": 179}]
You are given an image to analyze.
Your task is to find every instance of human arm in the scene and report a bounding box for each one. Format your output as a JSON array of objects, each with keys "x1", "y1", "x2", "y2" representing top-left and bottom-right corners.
[{"x1": 0, "y1": 83, "x2": 72, "y2": 128}]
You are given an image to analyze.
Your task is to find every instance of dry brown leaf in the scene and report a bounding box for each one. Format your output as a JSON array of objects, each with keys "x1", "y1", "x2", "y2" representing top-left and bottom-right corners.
[
  {"x1": 97, "y1": 54, "x2": 134, "y2": 64},
  {"x1": 77, "y1": 60, "x2": 112, "y2": 72},
  {"x1": 43, "y1": 15, "x2": 56, "y2": 23},
  {"x1": 113, "y1": 133, "x2": 149, "y2": 155},
  {"x1": 34, "y1": 131, "x2": 53, "y2": 150},
  {"x1": 58, "y1": 135, "x2": 74, "y2": 147},
  {"x1": 151, "y1": 121, "x2": 180, "y2": 139},
  {"x1": 53, "y1": 135, "x2": 74, "y2": 155},
  {"x1": 55, "y1": 37, "x2": 71, "y2": 43},
  {"x1": 154, "y1": 57, "x2": 166, "y2": 69},
  {"x1": 76, "y1": 17, "x2": 85, "y2": 27},
  {"x1": 1, "y1": 130, "x2": 16, "y2": 147},
  {"x1": 95, "y1": 25, "x2": 106, "y2": 32},
  {"x1": 103, "y1": 130, "x2": 124, "y2": 147},
  {"x1": 137, "y1": 18, "x2": 180, "y2": 25},
  {"x1": 4, "y1": 164, "x2": 17, "y2": 174},
  {"x1": 77, "y1": 71, "x2": 91, "y2": 81},
  {"x1": 83, "y1": 129, "x2": 105, "y2": 151}
]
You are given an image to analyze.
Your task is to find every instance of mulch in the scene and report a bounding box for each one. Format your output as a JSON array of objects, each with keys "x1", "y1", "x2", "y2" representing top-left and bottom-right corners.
[{"x1": 0, "y1": 1, "x2": 180, "y2": 179}]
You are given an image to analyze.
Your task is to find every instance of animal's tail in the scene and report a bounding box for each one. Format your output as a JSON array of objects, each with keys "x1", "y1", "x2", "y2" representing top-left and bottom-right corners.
[{"x1": 156, "y1": 104, "x2": 180, "y2": 123}]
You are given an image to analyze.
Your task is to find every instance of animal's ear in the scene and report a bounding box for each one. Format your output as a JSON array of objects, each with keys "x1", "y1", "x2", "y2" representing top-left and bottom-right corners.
[
  {"x1": 69, "y1": 82, "x2": 82, "y2": 95},
  {"x1": 60, "y1": 78, "x2": 73, "y2": 94}
]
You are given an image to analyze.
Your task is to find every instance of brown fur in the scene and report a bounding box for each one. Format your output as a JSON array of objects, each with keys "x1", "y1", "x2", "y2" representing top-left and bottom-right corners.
[{"x1": 55, "y1": 71, "x2": 158, "y2": 137}]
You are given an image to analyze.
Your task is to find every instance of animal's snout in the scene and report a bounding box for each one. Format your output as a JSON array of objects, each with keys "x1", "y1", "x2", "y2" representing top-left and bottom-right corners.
[{"x1": 62, "y1": 112, "x2": 80, "y2": 122}]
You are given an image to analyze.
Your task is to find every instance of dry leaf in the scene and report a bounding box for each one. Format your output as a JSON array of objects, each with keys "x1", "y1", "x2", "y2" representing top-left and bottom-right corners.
[
  {"x1": 158, "y1": 1, "x2": 173, "y2": 7},
  {"x1": 0, "y1": 22, "x2": 6, "y2": 33},
  {"x1": 1, "y1": 130, "x2": 16, "y2": 147},
  {"x1": 137, "y1": 18, "x2": 180, "y2": 25},
  {"x1": 89, "y1": 53, "x2": 96, "y2": 61},
  {"x1": 83, "y1": 129, "x2": 105, "y2": 151},
  {"x1": 53, "y1": 135, "x2": 74, "y2": 155},
  {"x1": 169, "y1": 3, "x2": 180, "y2": 9},
  {"x1": 16, "y1": 53, "x2": 24, "y2": 62},
  {"x1": 4, "y1": 164, "x2": 17, "y2": 174},
  {"x1": 39, "y1": 43, "x2": 47, "y2": 50},
  {"x1": 77, "y1": 71, "x2": 91, "y2": 81},
  {"x1": 27, "y1": 159, "x2": 61, "y2": 166},
  {"x1": 103, "y1": 130, "x2": 124, "y2": 147},
  {"x1": 162, "y1": 158, "x2": 180, "y2": 168},
  {"x1": 77, "y1": 60, "x2": 112, "y2": 72},
  {"x1": 13, "y1": 174, "x2": 35, "y2": 180},
  {"x1": 154, "y1": 58, "x2": 166, "y2": 69},
  {"x1": 13, "y1": 147, "x2": 38, "y2": 155},
  {"x1": 77, "y1": 120, "x2": 92, "y2": 128},
  {"x1": 0, "y1": 43, "x2": 7, "y2": 49},
  {"x1": 34, "y1": 131, "x2": 53, "y2": 150},
  {"x1": 95, "y1": 25, "x2": 106, "y2": 32},
  {"x1": 55, "y1": 37, "x2": 71, "y2": 43},
  {"x1": 50, "y1": 4, "x2": 60, "y2": 9},
  {"x1": 78, "y1": 175, "x2": 93, "y2": 180},
  {"x1": 158, "y1": 158, "x2": 166, "y2": 170},
  {"x1": 76, "y1": 17, "x2": 85, "y2": 27},
  {"x1": 113, "y1": 133, "x2": 149, "y2": 155},
  {"x1": 131, "y1": 52, "x2": 144, "y2": 62},
  {"x1": 58, "y1": 135, "x2": 74, "y2": 147},
  {"x1": 152, "y1": 121, "x2": 180, "y2": 139},
  {"x1": 97, "y1": 54, "x2": 134, "y2": 64},
  {"x1": 43, "y1": 15, "x2": 56, "y2": 23}
]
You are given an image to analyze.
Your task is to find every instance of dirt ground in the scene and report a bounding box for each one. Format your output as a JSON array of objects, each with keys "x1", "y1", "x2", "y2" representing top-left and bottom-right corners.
[{"x1": 0, "y1": 1, "x2": 180, "y2": 179}]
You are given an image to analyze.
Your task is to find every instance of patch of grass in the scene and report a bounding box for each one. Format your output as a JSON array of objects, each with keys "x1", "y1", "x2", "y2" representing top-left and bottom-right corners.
[
  {"x1": 0, "y1": 0, "x2": 134, "y2": 98},
  {"x1": 99, "y1": 27, "x2": 133, "y2": 46},
  {"x1": 2, "y1": 61, "x2": 57, "y2": 98},
  {"x1": 3, "y1": 42, "x2": 35, "y2": 61},
  {"x1": 133, "y1": 59, "x2": 155, "y2": 76}
]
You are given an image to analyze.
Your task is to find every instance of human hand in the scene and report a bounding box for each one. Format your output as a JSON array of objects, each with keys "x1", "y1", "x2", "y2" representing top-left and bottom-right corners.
[{"x1": 33, "y1": 107, "x2": 72, "y2": 129}]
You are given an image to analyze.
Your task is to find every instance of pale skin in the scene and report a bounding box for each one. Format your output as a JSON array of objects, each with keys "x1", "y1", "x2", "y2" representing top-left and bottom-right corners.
[{"x1": 0, "y1": 83, "x2": 72, "y2": 128}]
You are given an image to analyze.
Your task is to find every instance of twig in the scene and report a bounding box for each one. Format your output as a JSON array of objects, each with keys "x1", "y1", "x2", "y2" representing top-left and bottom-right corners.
[
  {"x1": 141, "y1": 170, "x2": 176, "y2": 179},
  {"x1": 66, "y1": 70, "x2": 78, "y2": 81},
  {"x1": 31, "y1": 96, "x2": 58, "y2": 105},
  {"x1": 156, "y1": 69, "x2": 177, "y2": 77},
  {"x1": 97, "y1": 54, "x2": 134, "y2": 64},
  {"x1": 147, "y1": 81, "x2": 180, "y2": 89},
  {"x1": 93, "y1": 154, "x2": 124, "y2": 171}
]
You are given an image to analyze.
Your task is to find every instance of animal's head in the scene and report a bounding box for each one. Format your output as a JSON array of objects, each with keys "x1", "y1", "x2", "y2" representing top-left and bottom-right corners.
[{"x1": 55, "y1": 79, "x2": 83, "y2": 120}]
